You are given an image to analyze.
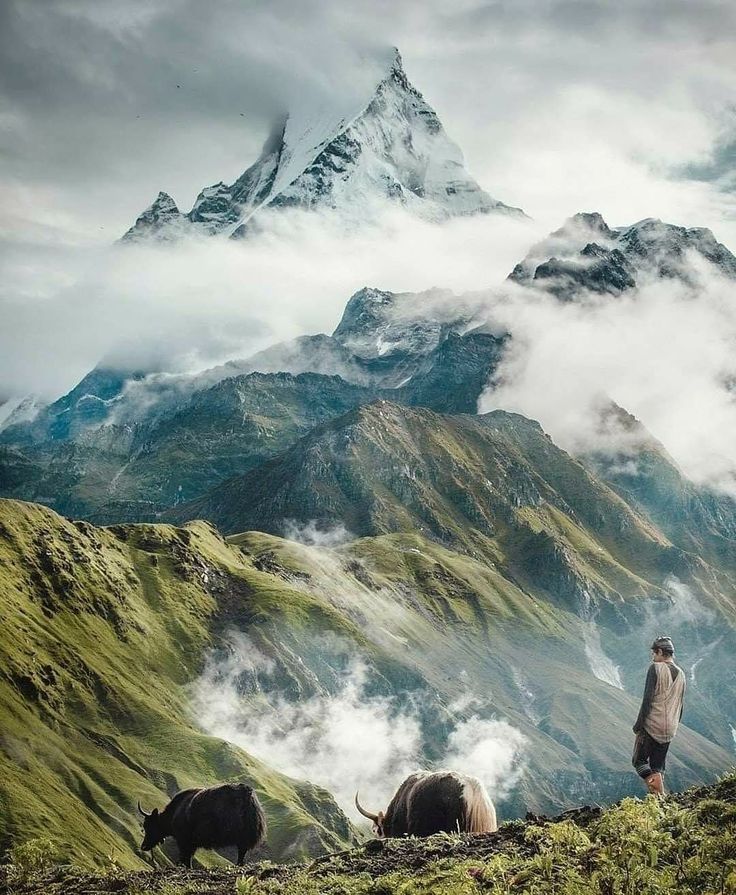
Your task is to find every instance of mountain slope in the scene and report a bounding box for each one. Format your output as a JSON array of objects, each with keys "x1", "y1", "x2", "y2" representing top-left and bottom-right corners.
[
  {"x1": 0, "y1": 368, "x2": 146, "y2": 447},
  {"x1": 2, "y1": 471, "x2": 734, "y2": 870},
  {"x1": 123, "y1": 50, "x2": 524, "y2": 241},
  {"x1": 0, "y1": 309, "x2": 509, "y2": 523},
  {"x1": 583, "y1": 404, "x2": 736, "y2": 571},
  {"x1": 170, "y1": 401, "x2": 675, "y2": 572},
  {"x1": 223, "y1": 528, "x2": 733, "y2": 797},
  {"x1": 2, "y1": 496, "x2": 731, "y2": 875},
  {"x1": 0, "y1": 374, "x2": 383, "y2": 523},
  {"x1": 168, "y1": 402, "x2": 736, "y2": 746},
  {"x1": 0, "y1": 500, "x2": 356, "y2": 868}
]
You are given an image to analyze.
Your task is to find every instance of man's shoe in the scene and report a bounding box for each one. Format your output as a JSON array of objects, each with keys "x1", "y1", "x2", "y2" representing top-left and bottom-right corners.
[{"x1": 646, "y1": 772, "x2": 664, "y2": 797}]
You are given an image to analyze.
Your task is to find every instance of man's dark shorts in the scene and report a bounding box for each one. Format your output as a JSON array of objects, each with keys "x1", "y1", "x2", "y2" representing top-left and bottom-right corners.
[{"x1": 632, "y1": 730, "x2": 670, "y2": 778}]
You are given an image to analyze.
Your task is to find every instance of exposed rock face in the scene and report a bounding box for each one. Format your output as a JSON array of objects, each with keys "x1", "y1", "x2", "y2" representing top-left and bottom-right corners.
[
  {"x1": 0, "y1": 367, "x2": 147, "y2": 445},
  {"x1": 509, "y1": 212, "x2": 736, "y2": 297},
  {"x1": 122, "y1": 49, "x2": 524, "y2": 241},
  {"x1": 122, "y1": 191, "x2": 189, "y2": 242}
]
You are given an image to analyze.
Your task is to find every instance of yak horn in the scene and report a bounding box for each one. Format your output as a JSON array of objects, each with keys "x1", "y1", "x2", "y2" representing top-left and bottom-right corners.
[
  {"x1": 138, "y1": 800, "x2": 151, "y2": 817},
  {"x1": 354, "y1": 791, "x2": 379, "y2": 822}
]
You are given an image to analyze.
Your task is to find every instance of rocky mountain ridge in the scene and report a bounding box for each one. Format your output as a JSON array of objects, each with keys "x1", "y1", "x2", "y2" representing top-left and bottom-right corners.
[
  {"x1": 509, "y1": 212, "x2": 736, "y2": 298},
  {"x1": 3, "y1": 211, "x2": 736, "y2": 530}
]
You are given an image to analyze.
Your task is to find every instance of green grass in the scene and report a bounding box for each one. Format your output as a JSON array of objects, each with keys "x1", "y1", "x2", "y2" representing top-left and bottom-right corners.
[
  {"x1": 0, "y1": 500, "x2": 355, "y2": 869},
  {"x1": 1, "y1": 496, "x2": 734, "y2": 873}
]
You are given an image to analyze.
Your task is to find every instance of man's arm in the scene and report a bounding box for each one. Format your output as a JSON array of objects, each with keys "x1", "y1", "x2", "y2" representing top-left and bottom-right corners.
[{"x1": 633, "y1": 664, "x2": 657, "y2": 733}]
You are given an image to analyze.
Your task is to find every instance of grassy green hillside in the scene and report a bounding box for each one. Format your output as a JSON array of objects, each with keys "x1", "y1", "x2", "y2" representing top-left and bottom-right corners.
[
  {"x1": 170, "y1": 402, "x2": 736, "y2": 630},
  {"x1": 220, "y1": 530, "x2": 732, "y2": 810},
  {"x1": 2, "y1": 475, "x2": 734, "y2": 870},
  {"x1": 0, "y1": 500, "x2": 356, "y2": 869}
]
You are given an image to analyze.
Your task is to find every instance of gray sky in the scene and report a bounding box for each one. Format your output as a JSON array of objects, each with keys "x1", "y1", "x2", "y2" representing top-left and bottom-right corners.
[{"x1": 2, "y1": 0, "x2": 735, "y2": 242}]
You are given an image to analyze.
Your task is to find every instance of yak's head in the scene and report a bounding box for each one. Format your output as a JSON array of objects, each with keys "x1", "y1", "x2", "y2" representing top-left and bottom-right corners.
[
  {"x1": 354, "y1": 792, "x2": 386, "y2": 838},
  {"x1": 138, "y1": 802, "x2": 167, "y2": 851}
]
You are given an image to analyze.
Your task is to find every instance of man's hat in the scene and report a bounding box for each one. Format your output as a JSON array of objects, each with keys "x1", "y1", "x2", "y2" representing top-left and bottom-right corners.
[{"x1": 651, "y1": 635, "x2": 675, "y2": 653}]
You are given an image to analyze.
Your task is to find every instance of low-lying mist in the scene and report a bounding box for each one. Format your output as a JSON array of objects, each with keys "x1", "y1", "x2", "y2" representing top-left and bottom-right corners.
[
  {"x1": 4, "y1": 195, "x2": 736, "y2": 497},
  {"x1": 479, "y1": 263, "x2": 736, "y2": 494},
  {"x1": 0, "y1": 205, "x2": 537, "y2": 401},
  {"x1": 191, "y1": 631, "x2": 527, "y2": 822}
]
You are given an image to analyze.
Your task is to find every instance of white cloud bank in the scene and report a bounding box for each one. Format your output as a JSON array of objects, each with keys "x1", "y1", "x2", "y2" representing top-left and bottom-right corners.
[
  {"x1": 0, "y1": 206, "x2": 536, "y2": 401},
  {"x1": 191, "y1": 632, "x2": 527, "y2": 821},
  {"x1": 479, "y1": 265, "x2": 736, "y2": 493}
]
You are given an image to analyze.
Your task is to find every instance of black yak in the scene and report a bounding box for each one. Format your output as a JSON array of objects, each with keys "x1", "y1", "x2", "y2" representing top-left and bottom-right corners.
[
  {"x1": 138, "y1": 783, "x2": 266, "y2": 867},
  {"x1": 355, "y1": 771, "x2": 497, "y2": 837}
]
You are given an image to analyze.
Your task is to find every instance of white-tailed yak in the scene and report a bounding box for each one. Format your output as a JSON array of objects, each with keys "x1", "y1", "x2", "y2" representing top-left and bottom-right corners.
[{"x1": 355, "y1": 771, "x2": 497, "y2": 837}]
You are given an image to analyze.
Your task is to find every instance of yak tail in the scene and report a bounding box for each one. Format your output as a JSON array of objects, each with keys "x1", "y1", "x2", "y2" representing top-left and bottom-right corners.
[
  {"x1": 462, "y1": 777, "x2": 497, "y2": 833},
  {"x1": 240, "y1": 785, "x2": 267, "y2": 851}
]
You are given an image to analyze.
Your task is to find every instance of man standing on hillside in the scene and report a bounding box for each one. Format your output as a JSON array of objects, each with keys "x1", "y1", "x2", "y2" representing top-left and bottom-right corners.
[{"x1": 632, "y1": 635, "x2": 686, "y2": 796}]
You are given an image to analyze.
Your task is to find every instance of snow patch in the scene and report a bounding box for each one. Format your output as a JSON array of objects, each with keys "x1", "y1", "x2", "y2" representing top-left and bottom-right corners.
[
  {"x1": 0, "y1": 395, "x2": 42, "y2": 430},
  {"x1": 510, "y1": 664, "x2": 540, "y2": 724},
  {"x1": 582, "y1": 621, "x2": 624, "y2": 689}
]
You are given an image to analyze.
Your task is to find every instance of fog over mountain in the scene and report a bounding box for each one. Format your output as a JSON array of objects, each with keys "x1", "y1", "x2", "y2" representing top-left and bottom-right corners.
[{"x1": 2, "y1": 0, "x2": 735, "y2": 241}]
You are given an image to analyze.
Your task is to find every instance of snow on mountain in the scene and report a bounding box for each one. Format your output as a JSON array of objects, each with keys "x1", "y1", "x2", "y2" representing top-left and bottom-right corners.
[
  {"x1": 509, "y1": 212, "x2": 736, "y2": 298},
  {"x1": 122, "y1": 191, "x2": 190, "y2": 242},
  {"x1": 332, "y1": 286, "x2": 467, "y2": 358},
  {"x1": 122, "y1": 49, "x2": 525, "y2": 241},
  {"x1": 0, "y1": 395, "x2": 43, "y2": 432}
]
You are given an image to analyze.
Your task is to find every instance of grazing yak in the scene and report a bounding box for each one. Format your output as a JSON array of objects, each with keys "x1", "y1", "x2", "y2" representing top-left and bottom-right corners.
[
  {"x1": 138, "y1": 783, "x2": 266, "y2": 866},
  {"x1": 355, "y1": 771, "x2": 497, "y2": 838}
]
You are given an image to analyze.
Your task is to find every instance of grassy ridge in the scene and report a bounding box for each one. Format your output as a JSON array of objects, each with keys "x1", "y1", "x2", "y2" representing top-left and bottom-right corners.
[
  {"x1": 3, "y1": 774, "x2": 735, "y2": 894},
  {"x1": 225, "y1": 530, "x2": 731, "y2": 813}
]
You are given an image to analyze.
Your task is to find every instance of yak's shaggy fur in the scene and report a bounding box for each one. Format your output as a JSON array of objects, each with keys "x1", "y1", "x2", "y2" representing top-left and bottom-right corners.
[
  {"x1": 139, "y1": 783, "x2": 266, "y2": 866},
  {"x1": 358, "y1": 771, "x2": 497, "y2": 837}
]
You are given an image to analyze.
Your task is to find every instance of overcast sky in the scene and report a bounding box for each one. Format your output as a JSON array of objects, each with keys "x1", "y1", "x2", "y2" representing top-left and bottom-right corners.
[
  {"x1": 1, "y1": 0, "x2": 736, "y2": 415},
  {"x1": 2, "y1": 0, "x2": 735, "y2": 243}
]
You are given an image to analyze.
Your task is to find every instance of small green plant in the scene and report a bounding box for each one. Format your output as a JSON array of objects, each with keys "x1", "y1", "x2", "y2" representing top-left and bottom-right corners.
[{"x1": 5, "y1": 836, "x2": 63, "y2": 879}]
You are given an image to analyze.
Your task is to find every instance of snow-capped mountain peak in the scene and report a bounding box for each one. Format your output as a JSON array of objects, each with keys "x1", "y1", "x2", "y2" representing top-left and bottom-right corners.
[
  {"x1": 123, "y1": 191, "x2": 188, "y2": 242},
  {"x1": 122, "y1": 48, "x2": 525, "y2": 241}
]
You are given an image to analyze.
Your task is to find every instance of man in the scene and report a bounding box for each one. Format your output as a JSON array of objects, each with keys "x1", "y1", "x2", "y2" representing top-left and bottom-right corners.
[{"x1": 632, "y1": 635, "x2": 686, "y2": 796}]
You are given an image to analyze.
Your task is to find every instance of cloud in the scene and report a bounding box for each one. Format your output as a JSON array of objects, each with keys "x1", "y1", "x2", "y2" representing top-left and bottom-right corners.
[
  {"x1": 582, "y1": 621, "x2": 624, "y2": 690},
  {"x1": 659, "y1": 576, "x2": 715, "y2": 627},
  {"x1": 0, "y1": 205, "x2": 535, "y2": 400},
  {"x1": 0, "y1": 0, "x2": 393, "y2": 240},
  {"x1": 193, "y1": 637, "x2": 421, "y2": 820},
  {"x1": 442, "y1": 716, "x2": 527, "y2": 797},
  {"x1": 191, "y1": 631, "x2": 526, "y2": 820},
  {"x1": 3, "y1": 0, "x2": 736, "y2": 493},
  {"x1": 282, "y1": 520, "x2": 355, "y2": 548},
  {"x1": 479, "y1": 263, "x2": 736, "y2": 493}
]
